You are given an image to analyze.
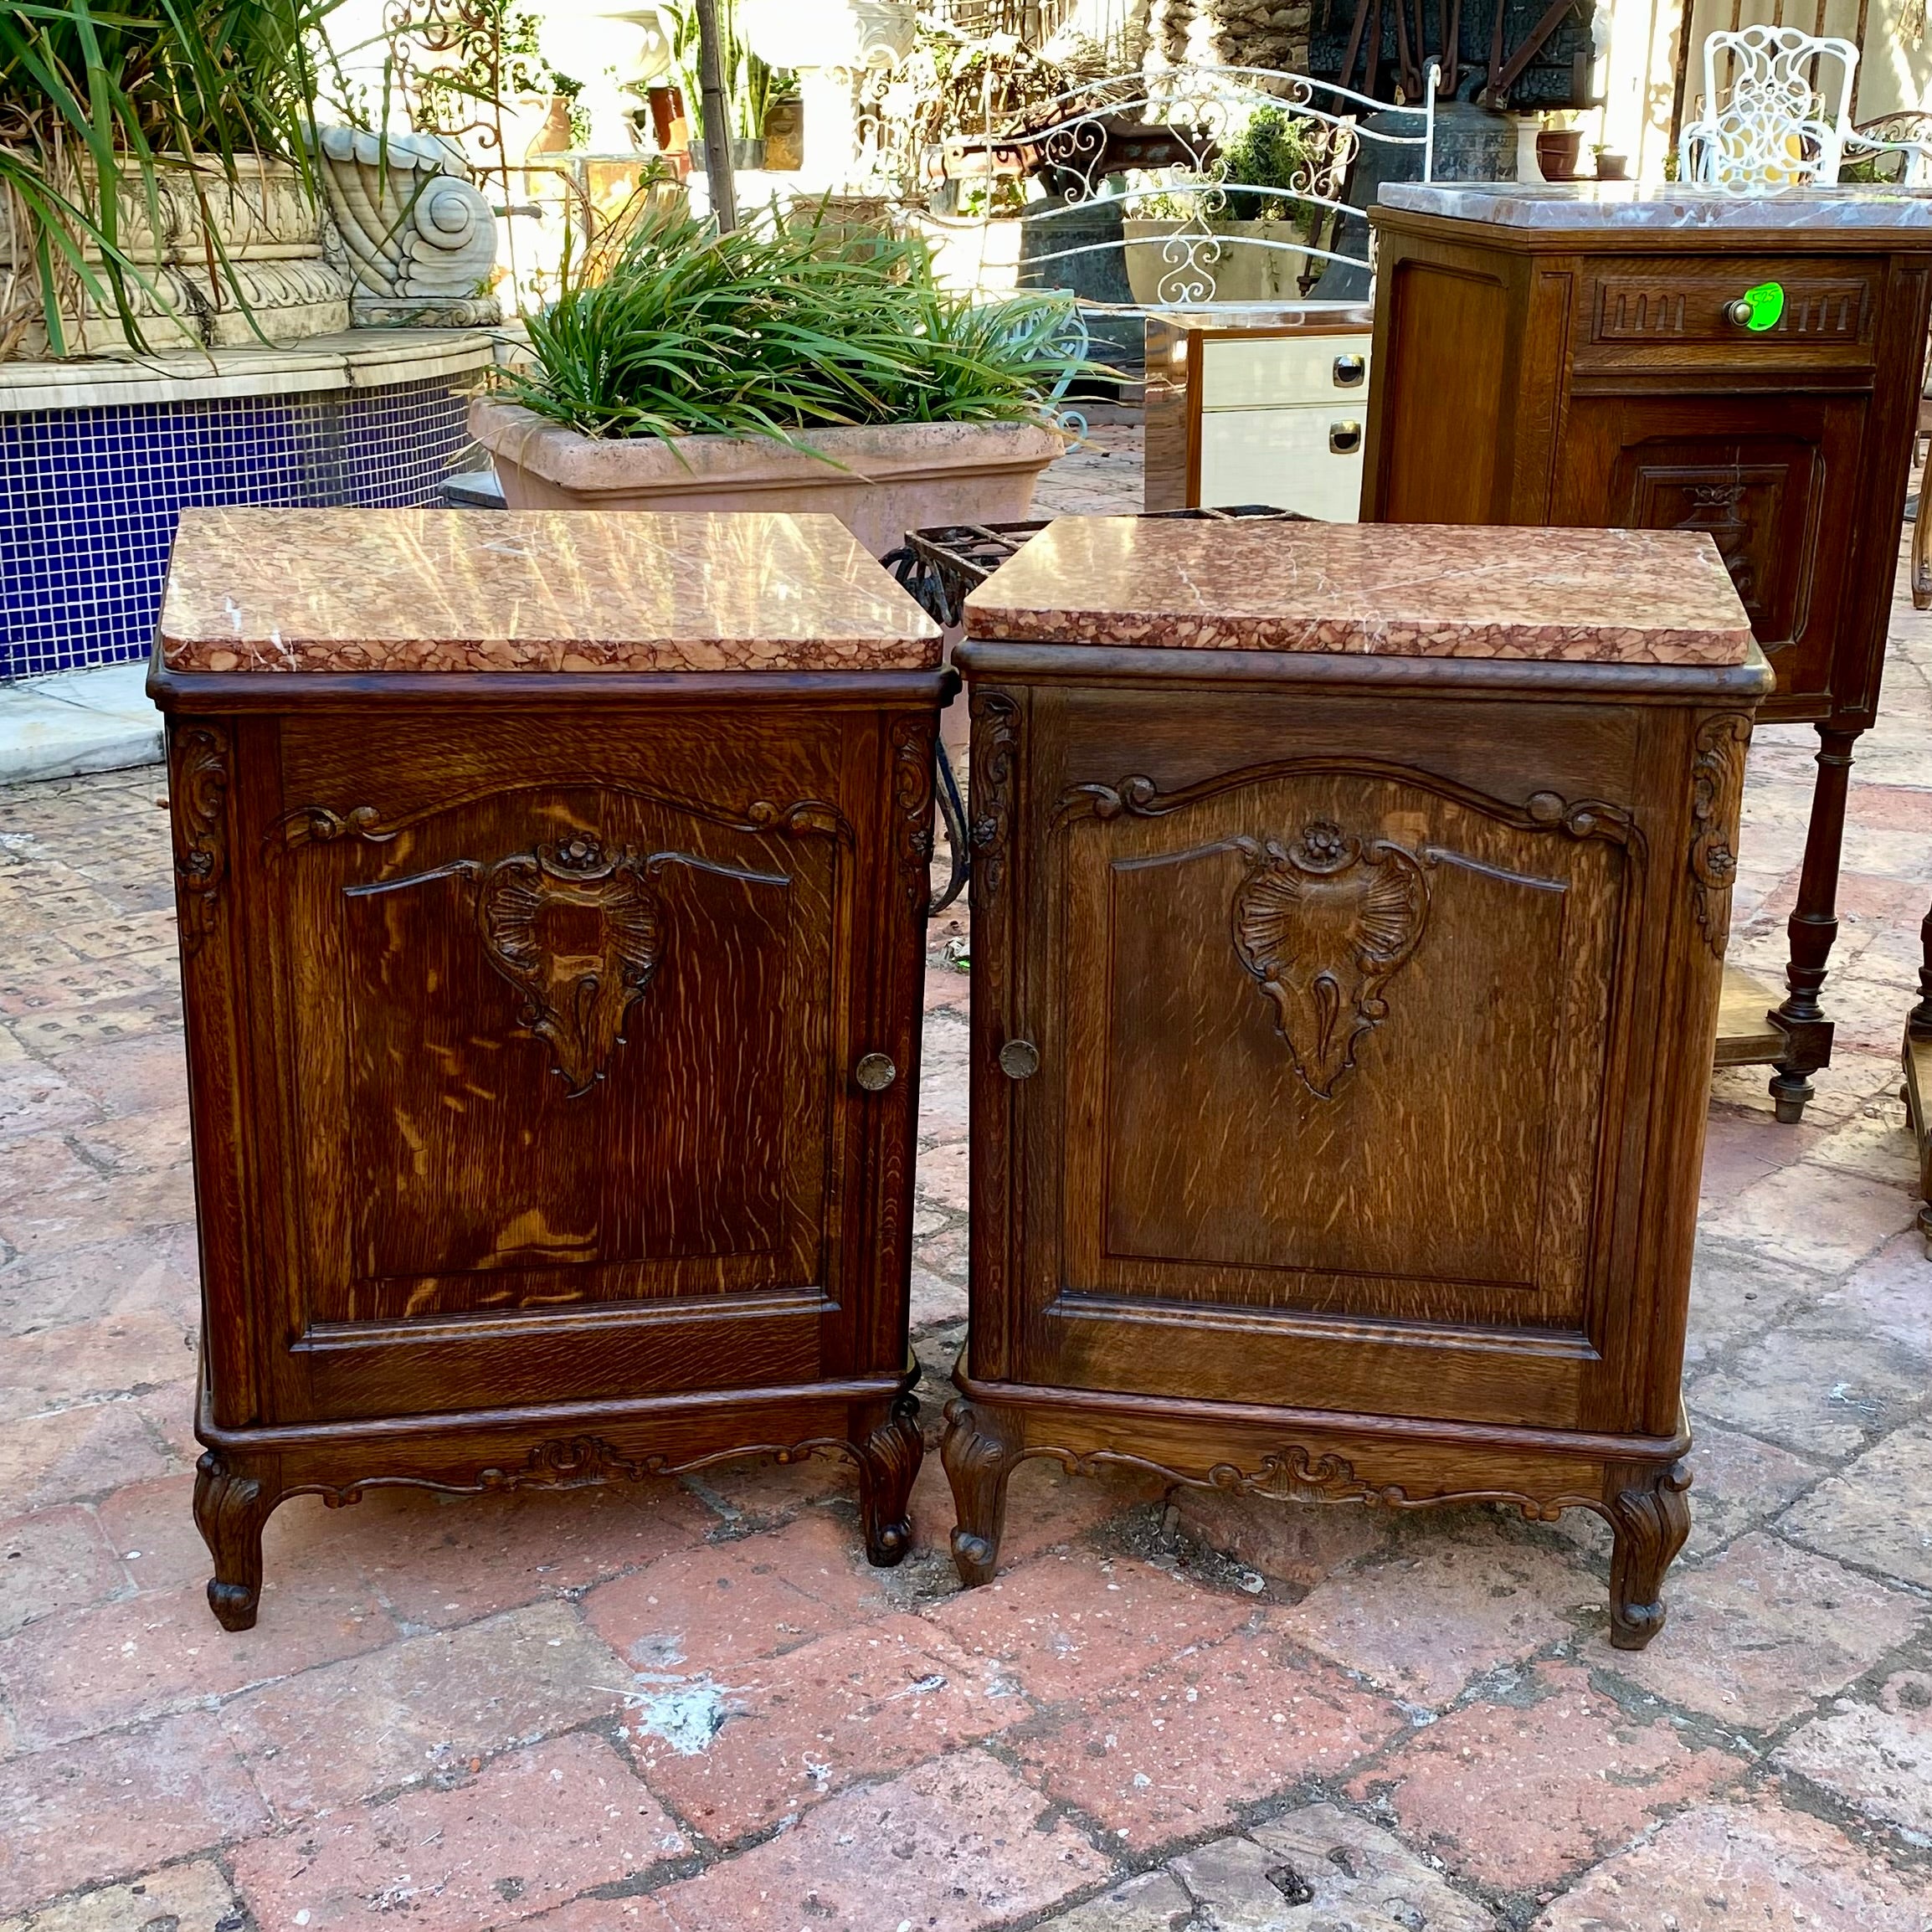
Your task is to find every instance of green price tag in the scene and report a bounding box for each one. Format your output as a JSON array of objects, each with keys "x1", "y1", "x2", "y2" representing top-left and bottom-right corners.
[{"x1": 1739, "y1": 281, "x2": 1785, "y2": 331}]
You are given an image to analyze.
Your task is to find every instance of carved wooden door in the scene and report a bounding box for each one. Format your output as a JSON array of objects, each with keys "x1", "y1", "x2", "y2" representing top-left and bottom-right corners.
[
  {"x1": 1004, "y1": 693, "x2": 1653, "y2": 1434},
  {"x1": 251, "y1": 708, "x2": 891, "y2": 1426},
  {"x1": 1552, "y1": 393, "x2": 1868, "y2": 720}
]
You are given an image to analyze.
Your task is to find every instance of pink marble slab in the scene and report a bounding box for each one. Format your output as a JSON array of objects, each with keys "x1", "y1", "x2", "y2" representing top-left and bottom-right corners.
[
  {"x1": 159, "y1": 506, "x2": 943, "y2": 673},
  {"x1": 961, "y1": 517, "x2": 1755, "y2": 665}
]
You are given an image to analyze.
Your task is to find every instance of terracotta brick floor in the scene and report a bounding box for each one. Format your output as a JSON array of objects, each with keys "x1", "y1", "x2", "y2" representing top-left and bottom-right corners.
[{"x1": 3, "y1": 437, "x2": 1931, "y2": 1929}]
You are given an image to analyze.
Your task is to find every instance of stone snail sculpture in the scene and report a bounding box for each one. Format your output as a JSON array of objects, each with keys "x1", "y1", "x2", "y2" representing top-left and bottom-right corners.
[{"x1": 313, "y1": 128, "x2": 501, "y2": 326}]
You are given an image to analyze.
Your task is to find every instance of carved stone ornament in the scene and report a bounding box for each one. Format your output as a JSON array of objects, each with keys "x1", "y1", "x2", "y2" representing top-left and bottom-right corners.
[
  {"x1": 313, "y1": 127, "x2": 500, "y2": 327},
  {"x1": 478, "y1": 838, "x2": 665, "y2": 1098},
  {"x1": 1688, "y1": 716, "x2": 1752, "y2": 958},
  {"x1": 168, "y1": 725, "x2": 229, "y2": 958},
  {"x1": 1231, "y1": 820, "x2": 1431, "y2": 1099}
]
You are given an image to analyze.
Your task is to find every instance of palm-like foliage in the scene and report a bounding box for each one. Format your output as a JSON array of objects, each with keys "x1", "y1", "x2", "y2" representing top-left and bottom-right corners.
[
  {"x1": 506, "y1": 204, "x2": 1089, "y2": 446},
  {"x1": 0, "y1": 0, "x2": 345, "y2": 354}
]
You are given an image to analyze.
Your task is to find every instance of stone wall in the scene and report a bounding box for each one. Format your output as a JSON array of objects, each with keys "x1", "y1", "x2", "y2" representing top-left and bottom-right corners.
[{"x1": 1145, "y1": 0, "x2": 1313, "y2": 74}]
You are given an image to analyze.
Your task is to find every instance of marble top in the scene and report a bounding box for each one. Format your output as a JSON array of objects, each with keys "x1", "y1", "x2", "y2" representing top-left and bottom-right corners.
[
  {"x1": 1379, "y1": 181, "x2": 1932, "y2": 231},
  {"x1": 961, "y1": 518, "x2": 1755, "y2": 665},
  {"x1": 159, "y1": 506, "x2": 942, "y2": 674}
]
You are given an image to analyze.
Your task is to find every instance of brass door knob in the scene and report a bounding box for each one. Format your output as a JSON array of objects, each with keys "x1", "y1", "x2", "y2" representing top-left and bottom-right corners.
[
  {"x1": 1328, "y1": 421, "x2": 1363, "y2": 455},
  {"x1": 998, "y1": 1039, "x2": 1040, "y2": 1080},
  {"x1": 1332, "y1": 353, "x2": 1366, "y2": 387},
  {"x1": 1723, "y1": 298, "x2": 1755, "y2": 326},
  {"x1": 855, "y1": 1052, "x2": 897, "y2": 1092}
]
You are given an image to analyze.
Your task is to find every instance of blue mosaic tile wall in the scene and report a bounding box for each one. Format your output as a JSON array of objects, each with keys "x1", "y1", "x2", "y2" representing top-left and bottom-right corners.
[{"x1": 1, "y1": 376, "x2": 477, "y2": 681}]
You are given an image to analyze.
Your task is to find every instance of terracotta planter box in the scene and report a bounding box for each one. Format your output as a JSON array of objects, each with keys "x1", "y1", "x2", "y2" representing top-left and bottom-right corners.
[{"x1": 470, "y1": 398, "x2": 1066, "y2": 558}]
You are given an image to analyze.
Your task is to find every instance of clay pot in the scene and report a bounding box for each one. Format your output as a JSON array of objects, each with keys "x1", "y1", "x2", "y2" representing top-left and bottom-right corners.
[
  {"x1": 1595, "y1": 151, "x2": 1630, "y2": 181},
  {"x1": 1536, "y1": 128, "x2": 1585, "y2": 182}
]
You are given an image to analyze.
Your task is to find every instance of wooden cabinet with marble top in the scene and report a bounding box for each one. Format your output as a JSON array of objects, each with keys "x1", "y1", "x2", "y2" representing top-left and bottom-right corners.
[
  {"x1": 943, "y1": 515, "x2": 1770, "y2": 1649},
  {"x1": 1361, "y1": 182, "x2": 1932, "y2": 1123},
  {"x1": 152, "y1": 506, "x2": 950, "y2": 1630}
]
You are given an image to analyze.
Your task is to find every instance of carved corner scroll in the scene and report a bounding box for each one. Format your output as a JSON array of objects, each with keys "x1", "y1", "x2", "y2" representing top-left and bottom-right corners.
[
  {"x1": 891, "y1": 716, "x2": 935, "y2": 914},
  {"x1": 168, "y1": 724, "x2": 230, "y2": 958},
  {"x1": 968, "y1": 691, "x2": 1020, "y2": 901},
  {"x1": 1231, "y1": 820, "x2": 1431, "y2": 1100},
  {"x1": 478, "y1": 838, "x2": 665, "y2": 1098},
  {"x1": 1688, "y1": 717, "x2": 1751, "y2": 958}
]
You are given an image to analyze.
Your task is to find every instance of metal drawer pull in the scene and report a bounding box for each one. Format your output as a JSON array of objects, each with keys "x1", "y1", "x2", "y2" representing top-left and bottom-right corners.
[
  {"x1": 1332, "y1": 354, "x2": 1366, "y2": 387},
  {"x1": 855, "y1": 1052, "x2": 897, "y2": 1092},
  {"x1": 998, "y1": 1039, "x2": 1040, "y2": 1080},
  {"x1": 1328, "y1": 421, "x2": 1363, "y2": 455},
  {"x1": 1725, "y1": 282, "x2": 1785, "y2": 331}
]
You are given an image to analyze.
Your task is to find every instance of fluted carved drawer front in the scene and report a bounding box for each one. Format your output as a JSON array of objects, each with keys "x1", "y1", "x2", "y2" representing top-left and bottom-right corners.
[
  {"x1": 279, "y1": 778, "x2": 847, "y2": 1344},
  {"x1": 1035, "y1": 760, "x2": 1634, "y2": 1424},
  {"x1": 1574, "y1": 256, "x2": 1882, "y2": 373}
]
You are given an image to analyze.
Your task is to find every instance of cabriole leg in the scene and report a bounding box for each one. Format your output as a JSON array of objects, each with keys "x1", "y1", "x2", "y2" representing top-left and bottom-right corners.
[
  {"x1": 1602, "y1": 1460, "x2": 1693, "y2": 1652},
  {"x1": 855, "y1": 1391, "x2": 923, "y2": 1568},
  {"x1": 941, "y1": 1399, "x2": 1024, "y2": 1587},
  {"x1": 193, "y1": 1448, "x2": 279, "y2": 1632}
]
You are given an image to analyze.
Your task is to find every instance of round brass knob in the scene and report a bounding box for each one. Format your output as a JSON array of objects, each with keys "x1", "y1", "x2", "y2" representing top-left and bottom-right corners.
[
  {"x1": 1724, "y1": 298, "x2": 1755, "y2": 326},
  {"x1": 855, "y1": 1052, "x2": 897, "y2": 1092},
  {"x1": 998, "y1": 1039, "x2": 1040, "y2": 1080}
]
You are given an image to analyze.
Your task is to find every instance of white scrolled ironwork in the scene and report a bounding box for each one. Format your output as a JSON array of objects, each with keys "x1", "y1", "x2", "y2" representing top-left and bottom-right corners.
[
  {"x1": 946, "y1": 59, "x2": 1434, "y2": 311},
  {"x1": 1678, "y1": 25, "x2": 1930, "y2": 194}
]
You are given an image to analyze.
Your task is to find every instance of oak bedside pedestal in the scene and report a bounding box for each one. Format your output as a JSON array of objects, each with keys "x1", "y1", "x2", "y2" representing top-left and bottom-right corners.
[
  {"x1": 1361, "y1": 182, "x2": 1932, "y2": 1122},
  {"x1": 943, "y1": 516, "x2": 1769, "y2": 1649},
  {"x1": 152, "y1": 506, "x2": 948, "y2": 1631}
]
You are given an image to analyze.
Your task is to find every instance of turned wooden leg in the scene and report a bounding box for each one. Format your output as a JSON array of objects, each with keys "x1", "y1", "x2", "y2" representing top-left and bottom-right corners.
[
  {"x1": 193, "y1": 1449, "x2": 278, "y2": 1631},
  {"x1": 1602, "y1": 1460, "x2": 1693, "y2": 1651},
  {"x1": 941, "y1": 1398, "x2": 1025, "y2": 1587},
  {"x1": 1769, "y1": 726, "x2": 1860, "y2": 1123},
  {"x1": 854, "y1": 1391, "x2": 923, "y2": 1568},
  {"x1": 1905, "y1": 897, "x2": 1932, "y2": 1255},
  {"x1": 1914, "y1": 484, "x2": 1932, "y2": 613}
]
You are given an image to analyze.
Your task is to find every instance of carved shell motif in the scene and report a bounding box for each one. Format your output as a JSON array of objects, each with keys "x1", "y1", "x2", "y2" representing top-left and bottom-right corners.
[
  {"x1": 1231, "y1": 820, "x2": 1431, "y2": 1099},
  {"x1": 477, "y1": 839, "x2": 663, "y2": 1098}
]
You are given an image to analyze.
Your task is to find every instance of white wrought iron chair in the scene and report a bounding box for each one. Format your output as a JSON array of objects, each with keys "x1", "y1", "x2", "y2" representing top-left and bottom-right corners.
[{"x1": 1678, "y1": 23, "x2": 1930, "y2": 193}]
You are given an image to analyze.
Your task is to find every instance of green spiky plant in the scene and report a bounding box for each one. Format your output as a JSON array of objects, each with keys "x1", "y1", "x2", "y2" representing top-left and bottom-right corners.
[
  {"x1": 0, "y1": 0, "x2": 348, "y2": 357},
  {"x1": 502, "y1": 201, "x2": 1090, "y2": 450}
]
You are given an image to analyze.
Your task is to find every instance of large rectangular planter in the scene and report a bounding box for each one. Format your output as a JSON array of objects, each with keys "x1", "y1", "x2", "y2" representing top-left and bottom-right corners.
[{"x1": 470, "y1": 397, "x2": 1066, "y2": 558}]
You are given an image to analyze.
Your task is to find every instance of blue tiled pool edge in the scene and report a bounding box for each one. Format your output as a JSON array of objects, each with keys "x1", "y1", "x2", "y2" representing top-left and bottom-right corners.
[{"x1": 3, "y1": 375, "x2": 478, "y2": 681}]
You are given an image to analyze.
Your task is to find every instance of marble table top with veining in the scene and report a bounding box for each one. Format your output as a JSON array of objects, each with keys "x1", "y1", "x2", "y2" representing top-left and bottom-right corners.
[
  {"x1": 961, "y1": 517, "x2": 1756, "y2": 664},
  {"x1": 158, "y1": 506, "x2": 943, "y2": 674},
  {"x1": 1378, "y1": 181, "x2": 1932, "y2": 230}
]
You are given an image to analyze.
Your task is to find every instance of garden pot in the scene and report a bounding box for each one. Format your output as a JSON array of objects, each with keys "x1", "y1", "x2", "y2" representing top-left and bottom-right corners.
[
  {"x1": 1595, "y1": 151, "x2": 1630, "y2": 181},
  {"x1": 470, "y1": 397, "x2": 1066, "y2": 558},
  {"x1": 1123, "y1": 218, "x2": 1294, "y2": 306},
  {"x1": 1536, "y1": 129, "x2": 1585, "y2": 181}
]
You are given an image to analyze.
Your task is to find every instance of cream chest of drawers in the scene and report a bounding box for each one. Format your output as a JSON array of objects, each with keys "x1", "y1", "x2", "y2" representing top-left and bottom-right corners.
[{"x1": 1143, "y1": 305, "x2": 1374, "y2": 518}]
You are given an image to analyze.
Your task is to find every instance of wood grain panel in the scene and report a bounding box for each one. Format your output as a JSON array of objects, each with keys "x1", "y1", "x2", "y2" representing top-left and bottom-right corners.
[
  {"x1": 1377, "y1": 261, "x2": 1508, "y2": 524},
  {"x1": 286, "y1": 786, "x2": 839, "y2": 1323},
  {"x1": 1052, "y1": 768, "x2": 1626, "y2": 1348}
]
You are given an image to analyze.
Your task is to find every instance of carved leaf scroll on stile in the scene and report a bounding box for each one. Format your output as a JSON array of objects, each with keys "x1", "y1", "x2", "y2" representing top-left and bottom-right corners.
[{"x1": 1230, "y1": 820, "x2": 1431, "y2": 1100}]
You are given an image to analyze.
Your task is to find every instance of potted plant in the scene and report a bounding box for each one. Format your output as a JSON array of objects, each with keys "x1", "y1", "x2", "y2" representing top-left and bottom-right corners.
[{"x1": 470, "y1": 203, "x2": 1079, "y2": 554}]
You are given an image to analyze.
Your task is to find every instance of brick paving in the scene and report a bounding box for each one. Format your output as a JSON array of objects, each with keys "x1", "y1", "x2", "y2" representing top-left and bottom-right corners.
[{"x1": 3, "y1": 437, "x2": 1931, "y2": 1929}]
